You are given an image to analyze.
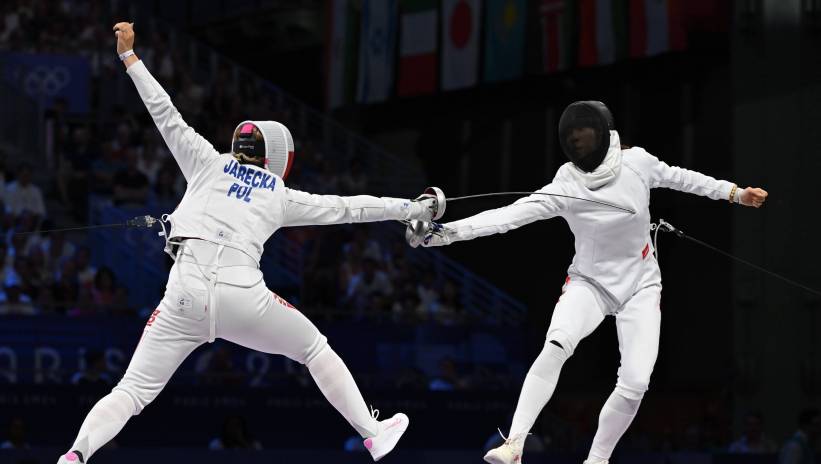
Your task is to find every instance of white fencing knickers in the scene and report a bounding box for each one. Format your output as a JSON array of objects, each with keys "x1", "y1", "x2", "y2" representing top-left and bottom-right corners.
[
  {"x1": 113, "y1": 239, "x2": 328, "y2": 411},
  {"x1": 66, "y1": 238, "x2": 380, "y2": 461},
  {"x1": 508, "y1": 265, "x2": 661, "y2": 461}
]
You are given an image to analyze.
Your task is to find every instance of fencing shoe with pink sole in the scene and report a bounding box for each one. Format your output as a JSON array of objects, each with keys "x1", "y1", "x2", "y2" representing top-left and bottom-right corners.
[
  {"x1": 57, "y1": 451, "x2": 84, "y2": 464},
  {"x1": 363, "y1": 409, "x2": 410, "y2": 461}
]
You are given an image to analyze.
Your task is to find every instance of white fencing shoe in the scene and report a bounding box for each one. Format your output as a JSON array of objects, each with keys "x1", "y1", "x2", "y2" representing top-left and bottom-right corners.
[
  {"x1": 363, "y1": 408, "x2": 410, "y2": 462},
  {"x1": 484, "y1": 429, "x2": 528, "y2": 464}
]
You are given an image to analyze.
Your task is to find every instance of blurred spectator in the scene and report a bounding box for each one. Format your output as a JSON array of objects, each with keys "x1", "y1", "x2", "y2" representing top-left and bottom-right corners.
[
  {"x1": 343, "y1": 227, "x2": 382, "y2": 263},
  {"x1": 343, "y1": 434, "x2": 367, "y2": 452},
  {"x1": 91, "y1": 144, "x2": 125, "y2": 194},
  {"x1": 58, "y1": 126, "x2": 95, "y2": 220},
  {"x1": 0, "y1": 158, "x2": 7, "y2": 206},
  {"x1": 429, "y1": 357, "x2": 467, "y2": 391},
  {"x1": 0, "y1": 242, "x2": 12, "y2": 282},
  {"x1": 75, "y1": 246, "x2": 96, "y2": 289},
  {"x1": 394, "y1": 367, "x2": 428, "y2": 390},
  {"x1": 728, "y1": 411, "x2": 777, "y2": 454},
  {"x1": 302, "y1": 230, "x2": 344, "y2": 309},
  {"x1": 153, "y1": 162, "x2": 181, "y2": 211},
  {"x1": 54, "y1": 258, "x2": 80, "y2": 315},
  {"x1": 0, "y1": 417, "x2": 30, "y2": 449},
  {"x1": 113, "y1": 151, "x2": 150, "y2": 207},
  {"x1": 40, "y1": 230, "x2": 76, "y2": 277},
  {"x1": 5, "y1": 163, "x2": 45, "y2": 219},
  {"x1": 209, "y1": 416, "x2": 262, "y2": 450},
  {"x1": 780, "y1": 408, "x2": 821, "y2": 464},
  {"x1": 135, "y1": 131, "x2": 165, "y2": 184},
  {"x1": 71, "y1": 350, "x2": 112, "y2": 387},
  {"x1": 416, "y1": 273, "x2": 440, "y2": 317},
  {"x1": 176, "y1": 73, "x2": 206, "y2": 116},
  {"x1": 91, "y1": 266, "x2": 117, "y2": 309},
  {"x1": 432, "y1": 280, "x2": 464, "y2": 326},
  {"x1": 0, "y1": 283, "x2": 36, "y2": 315},
  {"x1": 8, "y1": 212, "x2": 41, "y2": 257},
  {"x1": 196, "y1": 346, "x2": 244, "y2": 386},
  {"x1": 338, "y1": 158, "x2": 368, "y2": 195},
  {"x1": 345, "y1": 257, "x2": 393, "y2": 317}
]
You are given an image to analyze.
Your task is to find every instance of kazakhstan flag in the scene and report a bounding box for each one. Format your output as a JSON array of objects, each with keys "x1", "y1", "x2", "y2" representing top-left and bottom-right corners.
[{"x1": 483, "y1": 0, "x2": 526, "y2": 83}]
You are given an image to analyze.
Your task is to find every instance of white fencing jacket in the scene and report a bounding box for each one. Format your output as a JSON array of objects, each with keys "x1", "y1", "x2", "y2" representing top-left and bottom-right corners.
[
  {"x1": 433, "y1": 131, "x2": 738, "y2": 304},
  {"x1": 127, "y1": 60, "x2": 423, "y2": 265}
]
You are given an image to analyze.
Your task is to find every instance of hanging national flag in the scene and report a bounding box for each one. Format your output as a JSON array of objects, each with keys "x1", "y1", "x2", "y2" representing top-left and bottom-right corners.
[
  {"x1": 484, "y1": 0, "x2": 527, "y2": 83},
  {"x1": 397, "y1": 0, "x2": 438, "y2": 97},
  {"x1": 629, "y1": 0, "x2": 686, "y2": 58},
  {"x1": 538, "y1": 0, "x2": 575, "y2": 74},
  {"x1": 357, "y1": 0, "x2": 398, "y2": 103},
  {"x1": 326, "y1": 0, "x2": 358, "y2": 109},
  {"x1": 578, "y1": 0, "x2": 629, "y2": 67},
  {"x1": 441, "y1": 0, "x2": 481, "y2": 91}
]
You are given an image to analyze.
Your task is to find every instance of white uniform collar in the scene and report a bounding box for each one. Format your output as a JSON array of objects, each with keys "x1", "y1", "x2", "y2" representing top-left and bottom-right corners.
[{"x1": 566, "y1": 130, "x2": 622, "y2": 190}]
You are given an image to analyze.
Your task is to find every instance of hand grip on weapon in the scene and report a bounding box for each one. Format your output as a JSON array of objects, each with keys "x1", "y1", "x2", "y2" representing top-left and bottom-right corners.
[
  {"x1": 405, "y1": 220, "x2": 453, "y2": 248},
  {"x1": 411, "y1": 186, "x2": 446, "y2": 222}
]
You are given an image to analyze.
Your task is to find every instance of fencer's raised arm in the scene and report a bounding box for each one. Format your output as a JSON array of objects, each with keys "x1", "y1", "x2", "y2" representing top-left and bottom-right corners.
[
  {"x1": 115, "y1": 23, "x2": 217, "y2": 182},
  {"x1": 125, "y1": 61, "x2": 218, "y2": 181},
  {"x1": 281, "y1": 188, "x2": 437, "y2": 227},
  {"x1": 426, "y1": 183, "x2": 569, "y2": 246},
  {"x1": 634, "y1": 148, "x2": 739, "y2": 201}
]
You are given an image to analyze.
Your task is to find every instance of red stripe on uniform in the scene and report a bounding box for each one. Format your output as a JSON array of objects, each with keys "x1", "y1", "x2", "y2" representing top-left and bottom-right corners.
[{"x1": 282, "y1": 151, "x2": 295, "y2": 180}]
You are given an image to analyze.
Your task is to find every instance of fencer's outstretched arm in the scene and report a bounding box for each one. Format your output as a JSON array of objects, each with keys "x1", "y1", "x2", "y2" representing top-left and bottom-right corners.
[
  {"x1": 281, "y1": 188, "x2": 436, "y2": 227},
  {"x1": 423, "y1": 184, "x2": 569, "y2": 246},
  {"x1": 114, "y1": 22, "x2": 218, "y2": 182},
  {"x1": 638, "y1": 148, "x2": 768, "y2": 207}
]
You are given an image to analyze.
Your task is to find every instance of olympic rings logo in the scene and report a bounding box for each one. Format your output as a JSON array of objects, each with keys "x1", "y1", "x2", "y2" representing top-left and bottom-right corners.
[{"x1": 23, "y1": 65, "x2": 71, "y2": 97}]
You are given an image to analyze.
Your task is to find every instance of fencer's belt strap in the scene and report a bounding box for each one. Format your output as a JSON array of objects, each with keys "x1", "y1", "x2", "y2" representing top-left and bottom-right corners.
[{"x1": 177, "y1": 238, "x2": 258, "y2": 267}]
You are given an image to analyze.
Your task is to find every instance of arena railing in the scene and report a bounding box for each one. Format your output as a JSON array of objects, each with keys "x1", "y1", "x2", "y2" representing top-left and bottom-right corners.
[{"x1": 381, "y1": 224, "x2": 527, "y2": 325}]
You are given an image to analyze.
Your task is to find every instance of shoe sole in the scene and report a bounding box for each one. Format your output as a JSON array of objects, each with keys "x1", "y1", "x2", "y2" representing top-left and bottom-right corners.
[
  {"x1": 370, "y1": 414, "x2": 410, "y2": 461},
  {"x1": 484, "y1": 451, "x2": 514, "y2": 464}
]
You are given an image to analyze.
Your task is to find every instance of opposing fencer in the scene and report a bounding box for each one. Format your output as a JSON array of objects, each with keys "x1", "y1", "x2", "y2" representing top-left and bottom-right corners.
[
  {"x1": 56, "y1": 22, "x2": 445, "y2": 464},
  {"x1": 407, "y1": 101, "x2": 768, "y2": 464}
]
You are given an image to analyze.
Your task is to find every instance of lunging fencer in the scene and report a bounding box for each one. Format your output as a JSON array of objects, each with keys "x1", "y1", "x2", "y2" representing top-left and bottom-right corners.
[
  {"x1": 56, "y1": 23, "x2": 446, "y2": 464},
  {"x1": 407, "y1": 101, "x2": 768, "y2": 464}
]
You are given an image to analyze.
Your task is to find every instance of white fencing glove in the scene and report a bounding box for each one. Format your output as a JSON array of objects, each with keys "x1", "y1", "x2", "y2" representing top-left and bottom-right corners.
[{"x1": 405, "y1": 220, "x2": 454, "y2": 248}]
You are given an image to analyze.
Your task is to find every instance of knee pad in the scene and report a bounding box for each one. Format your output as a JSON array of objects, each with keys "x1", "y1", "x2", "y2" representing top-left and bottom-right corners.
[{"x1": 302, "y1": 334, "x2": 329, "y2": 366}]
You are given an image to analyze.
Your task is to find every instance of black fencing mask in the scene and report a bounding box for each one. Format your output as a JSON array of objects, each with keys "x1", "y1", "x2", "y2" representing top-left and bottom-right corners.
[{"x1": 558, "y1": 101, "x2": 614, "y2": 172}]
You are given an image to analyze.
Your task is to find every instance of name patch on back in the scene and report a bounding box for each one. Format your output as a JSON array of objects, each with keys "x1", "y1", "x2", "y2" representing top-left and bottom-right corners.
[{"x1": 223, "y1": 159, "x2": 276, "y2": 203}]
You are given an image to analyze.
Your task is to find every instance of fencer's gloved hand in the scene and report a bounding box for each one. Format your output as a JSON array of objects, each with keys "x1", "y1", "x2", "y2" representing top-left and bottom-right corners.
[
  {"x1": 405, "y1": 220, "x2": 453, "y2": 248},
  {"x1": 410, "y1": 186, "x2": 446, "y2": 222}
]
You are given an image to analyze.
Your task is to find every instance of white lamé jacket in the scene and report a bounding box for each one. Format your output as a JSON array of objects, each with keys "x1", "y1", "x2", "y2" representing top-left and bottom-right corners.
[
  {"x1": 431, "y1": 131, "x2": 738, "y2": 304},
  {"x1": 127, "y1": 60, "x2": 424, "y2": 265}
]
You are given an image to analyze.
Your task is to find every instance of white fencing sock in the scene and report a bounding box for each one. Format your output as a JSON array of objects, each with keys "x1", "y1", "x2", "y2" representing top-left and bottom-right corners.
[
  {"x1": 307, "y1": 345, "x2": 379, "y2": 438},
  {"x1": 509, "y1": 341, "x2": 570, "y2": 437},
  {"x1": 68, "y1": 389, "x2": 136, "y2": 461},
  {"x1": 588, "y1": 388, "x2": 642, "y2": 461}
]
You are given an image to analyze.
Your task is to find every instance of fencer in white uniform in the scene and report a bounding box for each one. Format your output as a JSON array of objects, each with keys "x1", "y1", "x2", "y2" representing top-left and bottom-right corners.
[
  {"x1": 407, "y1": 101, "x2": 769, "y2": 464},
  {"x1": 57, "y1": 23, "x2": 443, "y2": 464}
]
